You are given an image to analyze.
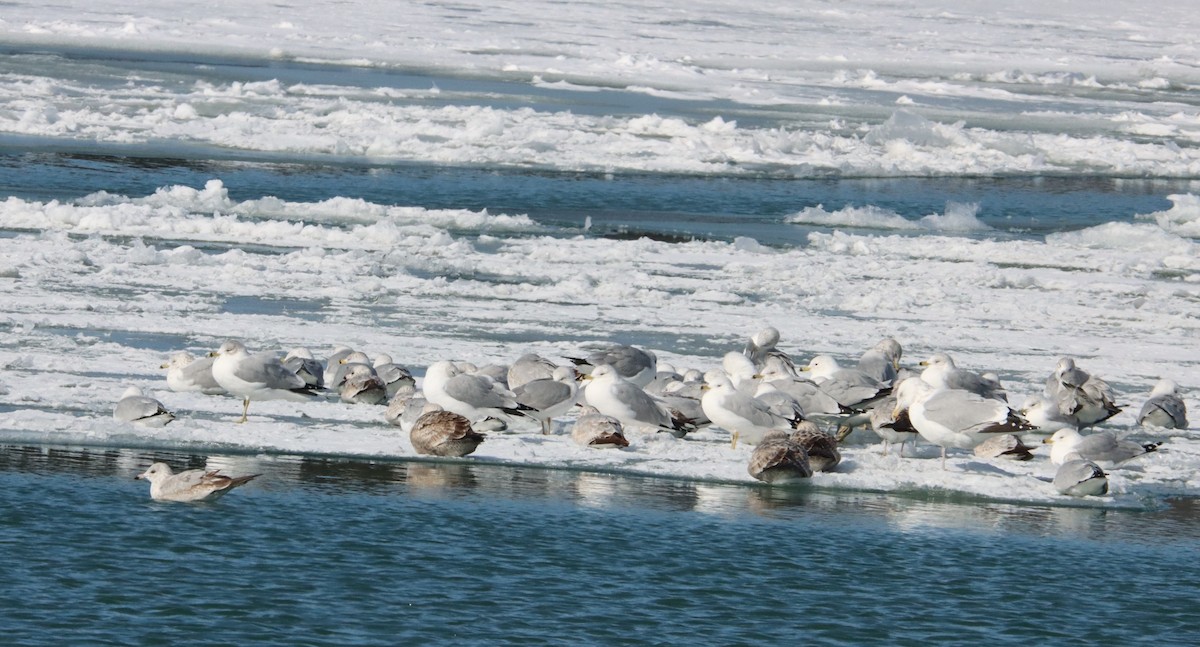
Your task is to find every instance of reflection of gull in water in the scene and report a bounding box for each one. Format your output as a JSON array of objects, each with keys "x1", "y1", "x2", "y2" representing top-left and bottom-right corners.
[
  {"x1": 423, "y1": 360, "x2": 533, "y2": 423},
  {"x1": 113, "y1": 386, "x2": 176, "y2": 427},
  {"x1": 571, "y1": 406, "x2": 629, "y2": 448},
  {"x1": 1044, "y1": 357, "x2": 1121, "y2": 428},
  {"x1": 747, "y1": 430, "x2": 812, "y2": 484},
  {"x1": 1043, "y1": 428, "x2": 1161, "y2": 467},
  {"x1": 210, "y1": 340, "x2": 321, "y2": 423},
  {"x1": 135, "y1": 462, "x2": 259, "y2": 502},
  {"x1": 701, "y1": 372, "x2": 795, "y2": 448},
  {"x1": 409, "y1": 410, "x2": 486, "y2": 457},
  {"x1": 513, "y1": 366, "x2": 580, "y2": 435},
  {"x1": 162, "y1": 352, "x2": 226, "y2": 395},
  {"x1": 1053, "y1": 457, "x2": 1109, "y2": 497},
  {"x1": 1137, "y1": 379, "x2": 1188, "y2": 429}
]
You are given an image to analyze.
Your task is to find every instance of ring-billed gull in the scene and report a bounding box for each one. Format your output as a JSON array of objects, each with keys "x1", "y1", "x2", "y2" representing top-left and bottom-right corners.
[
  {"x1": 789, "y1": 421, "x2": 840, "y2": 472},
  {"x1": 1053, "y1": 456, "x2": 1109, "y2": 497},
  {"x1": 742, "y1": 326, "x2": 796, "y2": 373},
  {"x1": 893, "y1": 377, "x2": 1036, "y2": 468},
  {"x1": 568, "y1": 344, "x2": 658, "y2": 387},
  {"x1": 869, "y1": 393, "x2": 918, "y2": 456},
  {"x1": 322, "y1": 345, "x2": 356, "y2": 386},
  {"x1": 340, "y1": 364, "x2": 388, "y2": 405},
  {"x1": 972, "y1": 434, "x2": 1035, "y2": 461},
  {"x1": 747, "y1": 430, "x2": 813, "y2": 484},
  {"x1": 1044, "y1": 357, "x2": 1121, "y2": 427},
  {"x1": 210, "y1": 340, "x2": 321, "y2": 423},
  {"x1": 386, "y1": 392, "x2": 430, "y2": 432},
  {"x1": 423, "y1": 360, "x2": 534, "y2": 423},
  {"x1": 330, "y1": 351, "x2": 372, "y2": 388},
  {"x1": 571, "y1": 405, "x2": 630, "y2": 448},
  {"x1": 856, "y1": 337, "x2": 903, "y2": 386},
  {"x1": 801, "y1": 355, "x2": 891, "y2": 409},
  {"x1": 373, "y1": 354, "x2": 416, "y2": 399},
  {"x1": 702, "y1": 371, "x2": 798, "y2": 448},
  {"x1": 1137, "y1": 379, "x2": 1188, "y2": 429},
  {"x1": 409, "y1": 409, "x2": 486, "y2": 457},
  {"x1": 135, "y1": 462, "x2": 259, "y2": 502},
  {"x1": 113, "y1": 386, "x2": 176, "y2": 427},
  {"x1": 583, "y1": 364, "x2": 695, "y2": 436},
  {"x1": 162, "y1": 352, "x2": 226, "y2": 395},
  {"x1": 282, "y1": 348, "x2": 325, "y2": 389},
  {"x1": 507, "y1": 353, "x2": 559, "y2": 389},
  {"x1": 512, "y1": 366, "x2": 580, "y2": 435},
  {"x1": 1017, "y1": 395, "x2": 1077, "y2": 434},
  {"x1": 1043, "y1": 428, "x2": 1161, "y2": 466},
  {"x1": 919, "y1": 353, "x2": 1005, "y2": 400}
]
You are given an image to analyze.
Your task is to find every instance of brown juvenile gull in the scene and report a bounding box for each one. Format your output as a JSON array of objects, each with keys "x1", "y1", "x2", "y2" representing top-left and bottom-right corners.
[
  {"x1": 410, "y1": 409, "x2": 486, "y2": 457},
  {"x1": 748, "y1": 430, "x2": 812, "y2": 484},
  {"x1": 571, "y1": 405, "x2": 630, "y2": 448}
]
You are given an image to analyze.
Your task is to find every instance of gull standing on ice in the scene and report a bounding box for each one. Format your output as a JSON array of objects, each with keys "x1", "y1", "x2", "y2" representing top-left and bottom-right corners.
[
  {"x1": 893, "y1": 377, "x2": 1036, "y2": 468},
  {"x1": 409, "y1": 409, "x2": 486, "y2": 457},
  {"x1": 373, "y1": 354, "x2": 416, "y2": 399},
  {"x1": 583, "y1": 365, "x2": 694, "y2": 436},
  {"x1": 1043, "y1": 428, "x2": 1161, "y2": 467},
  {"x1": 869, "y1": 393, "x2": 919, "y2": 456},
  {"x1": 507, "y1": 353, "x2": 559, "y2": 389},
  {"x1": 742, "y1": 326, "x2": 796, "y2": 373},
  {"x1": 322, "y1": 345, "x2": 356, "y2": 386},
  {"x1": 512, "y1": 366, "x2": 580, "y2": 435},
  {"x1": 1137, "y1": 379, "x2": 1188, "y2": 429},
  {"x1": 135, "y1": 462, "x2": 259, "y2": 502},
  {"x1": 701, "y1": 372, "x2": 797, "y2": 448},
  {"x1": 423, "y1": 360, "x2": 534, "y2": 424},
  {"x1": 1017, "y1": 394, "x2": 1077, "y2": 434},
  {"x1": 1044, "y1": 357, "x2": 1121, "y2": 427},
  {"x1": 210, "y1": 340, "x2": 321, "y2": 423},
  {"x1": 162, "y1": 352, "x2": 226, "y2": 395},
  {"x1": 113, "y1": 386, "x2": 176, "y2": 427},
  {"x1": 747, "y1": 430, "x2": 813, "y2": 484}
]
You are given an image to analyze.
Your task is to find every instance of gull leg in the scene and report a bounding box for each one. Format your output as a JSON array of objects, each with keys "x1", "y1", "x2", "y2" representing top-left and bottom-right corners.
[
  {"x1": 239, "y1": 397, "x2": 250, "y2": 424},
  {"x1": 541, "y1": 419, "x2": 551, "y2": 435},
  {"x1": 881, "y1": 440, "x2": 890, "y2": 456},
  {"x1": 730, "y1": 431, "x2": 739, "y2": 450},
  {"x1": 940, "y1": 446, "x2": 947, "y2": 470}
]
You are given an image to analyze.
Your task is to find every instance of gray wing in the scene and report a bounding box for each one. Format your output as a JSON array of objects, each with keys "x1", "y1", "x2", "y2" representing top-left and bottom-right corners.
[
  {"x1": 445, "y1": 374, "x2": 514, "y2": 408},
  {"x1": 816, "y1": 377, "x2": 886, "y2": 409},
  {"x1": 514, "y1": 380, "x2": 574, "y2": 410},
  {"x1": 1053, "y1": 460, "x2": 1107, "y2": 495},
  {"x1": 856, "y1": 350, "x2": 896, "y2": 385},
  {"x1": 115, "y1": 396, "x2": 168, "y2": 422},
  {"x1": 604, "y1": 347, "x2": 653, "y2": 378},
  {"x1": 159, "y1": 469, "x2": 210, "y2": 496},
  {"x1": 944, "y1": 369, "x2": 1002, "y2": 399},
  {"x1": 921, "y1": 390, "x2": 1012, "y2": 434},
  {"x1": 237, "y1": 353, "x2": 305, "y2": 389},
  {"x1": 1138, "y1": 395, "x2": 1188, "y2": 428},
  {"x1": 717, "y1": 392, "x2": 785, "y2": 428},
  {"x1": 181, "y1": 356, "x2": 224, "y2": 392},
  {"x1": 508, "y1": 354, "x2": 557, "y2": 388},
  {"x1": 609, "y1": 380, "x2": 670, "y2": 426},
  {"x1": 1075, "y1": 433, "x2": 1149, "y2": 463},
  {"x1": 767, "y1": 379, "x2": 844, "y2": 416}
]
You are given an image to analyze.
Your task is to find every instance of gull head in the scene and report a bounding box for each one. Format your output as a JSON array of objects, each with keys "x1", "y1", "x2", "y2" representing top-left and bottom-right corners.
[
  {"x1": 135, "y1": 462, "x2": 174, "y2": 483},
  {"x1": 210, "y1": 340, "x2": 248, "y2": 358}
]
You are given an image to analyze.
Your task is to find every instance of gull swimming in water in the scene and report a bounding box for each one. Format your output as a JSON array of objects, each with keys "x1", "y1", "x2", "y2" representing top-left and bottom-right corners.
[
  {"x1": 893, "y1": 377, "x2": 1036, "y2": 468},
  {"x1": 1043, "y1": 428, "x2": 1161, "y2": 467},
  {"x1": 135, "y1": 462, "x2": 259, "y2": 502},
  {"x1": 210, "y1": 340, "x2": 321, "y2": 423},
  {"x1": 571, "y1": 405, "x2": 630, "y2": 448},
  {"x1": 423, "y1": 360, "x2": 534, "y2": 423},
  {"x1": 583, "y1": 364, "x2": 695, "y2": 436},
  {"x1": 1044, "y1": 357, "x2": 1121, "y2": 428},
  {"x1": 512, "y1": 366, "x2": 580, "y2": 435},
  {"x1": 1137, "y1": 379, "x2": 1188, "y2": 429},
  {"x1": 1053, "y1": 456, "x2": 1109, "y2": 497},
  {"x1": 568, "y1": 344, "x2": 658, "y2": 387},
  {"x1": 747, "y1": 430, "x2": 813, "y2": 484},
  {"x1": 701, "y1": 371, "x2": 797, "y2": 448},
  {"x1": 162, "y1": 352, "x2": 226, "y2": 395},
  {"x1": 409, "y1": 409, "x2": 486, "y2": 457},
  {"x1": 113, "y1": 386, "x2": 176, "y2": 427}
]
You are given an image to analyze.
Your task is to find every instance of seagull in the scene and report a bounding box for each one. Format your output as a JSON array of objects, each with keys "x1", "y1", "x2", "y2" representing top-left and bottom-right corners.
[
  {"x1": 385, "y1": 391, "x2": 430, "y2": 433},
  {"x1": 568, "y1": 344, "x2": 658, "y2": 387},
  {"x1": 322, "y1": 345, "x2": 356, "y2": 386},
  {"x1": 339, "y1": 363, "x2": 388, "y2": 405},
  {"x1": 1043, "y1": 428, "x2": 1161, "y2": 467},
  {"x1": 857, "y1": 337, "x2": 903, "y2": 385},
  {"x1": 973, "y1": 434, "x2": 1036, "y2": 461},
  {"x1": 1044, "y1": 357, "x2": 1121, "y2": 427},
  {"x1": 512, "y1": 366, "x2": 580, "y2": 434},
  {"x1": 1017, "y1": 394, "x2": 1077, "y2": 434},
  {"x1": 135, "y1": 462, "x2": 259, "y2": 502},
  {"x1": 571, "y1": 405, "x2": 630, "y2": 448},
  {"x1": 113, "y1": 386, "x2": 176, "y2": 427},
  {"x1": 409, "y1": 409, "x2": 486, "y2": 457},
  {"x1": 701, "y1": 371, "x2": 796, "y2": 448},
  {"x1": 869, "y1": 393, "x2": 918, "y2": 456},
  {"x1": 507, "y1": 353, "x2": 559, "y2": 389},
  {"x1": 282, "y1": 348, "x2": 325, "y2": 389},
  {"x1": 422, "y1": 360, "x2": 534, "y2": 423},
  {"x1": 742, "y1": 326, "x2": 796, "y2": 372},
  {"x1": 583, "y1": 364, "x2": 695, "y2": 436},
  {"x1": 893, "y1": 377, "x2": 1036, "y2": 468},
  {"x1": 372, "y1": 354, "x2": 415, "y2": 398},
  {"x1": 161, "y1": 352, "x2": 226, "y2": 395},
  {"x1": 789, "y1": 421, "x2": 840, "y2": 472},
  {"x1": 747, "y1": 430, "x2": 812, "y2": 484},
  {"x1": 801, "y1": 354, "x2": 891, "y2": 410},
  {"x1": 919, "y1": 353, "x2": 1005, "y2": 400},
  {"x1": 209, "y1": 340, "x2": 321, "y2": 423},
  {"x1": 330, "y1": 351, "x2": 372, "y2": 388},
  {"x1": 1053, "y1": 456, "x2": 1109, "y2": 497},
  {"x1": 1137, "y1": 379, "x2": 1188, "y2": 429}
]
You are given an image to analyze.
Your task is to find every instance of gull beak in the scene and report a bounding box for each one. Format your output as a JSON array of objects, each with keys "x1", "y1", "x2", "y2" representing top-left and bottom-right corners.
[
  {"x1": 159, "y1": 362, "x2": 170, "y2": 369},
  {"x1": 207, "y1": 350, "x2": 219, "y2": 357},
  {"x1": 752, "y1": 373, "x2": 763, "y2": 379},
  {"x1": 892, "y1": 358, "x2": 901, "y2": 371},
  {"x1": 891, "y1": 406, "x2": 901, "y2": 419},
  {"x1": 799, "y1": 366, "x2": 811, "y2": 372},
  {"x1": 1042, "y1": 437, "x2": 1054, "y2": 444},
  {"x1": 918, "y1": 360, "x2": 929, "y2": 367},
  {"x1": 701, "y1": 384, "x2": 711, "y2": 391}
]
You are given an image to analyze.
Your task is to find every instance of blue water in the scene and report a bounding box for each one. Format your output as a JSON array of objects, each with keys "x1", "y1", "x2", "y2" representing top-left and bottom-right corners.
[{"x1": 2, "y1": 445, "x2": 1199, "y2": 646}]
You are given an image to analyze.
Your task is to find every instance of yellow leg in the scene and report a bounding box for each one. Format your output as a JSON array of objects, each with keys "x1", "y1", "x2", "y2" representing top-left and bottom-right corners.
[
  {"x1": 730, "y1": 431, "x2": 739, "y2": 450},
  {"x1": 239, "y1": 398, "x2": 250, "y2": 424}
]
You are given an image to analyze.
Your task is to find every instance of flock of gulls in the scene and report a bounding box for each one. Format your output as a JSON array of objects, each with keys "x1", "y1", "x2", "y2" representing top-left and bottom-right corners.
[{"x1": 119, "y1": 328, "x2": 1189, "y2": 502}]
